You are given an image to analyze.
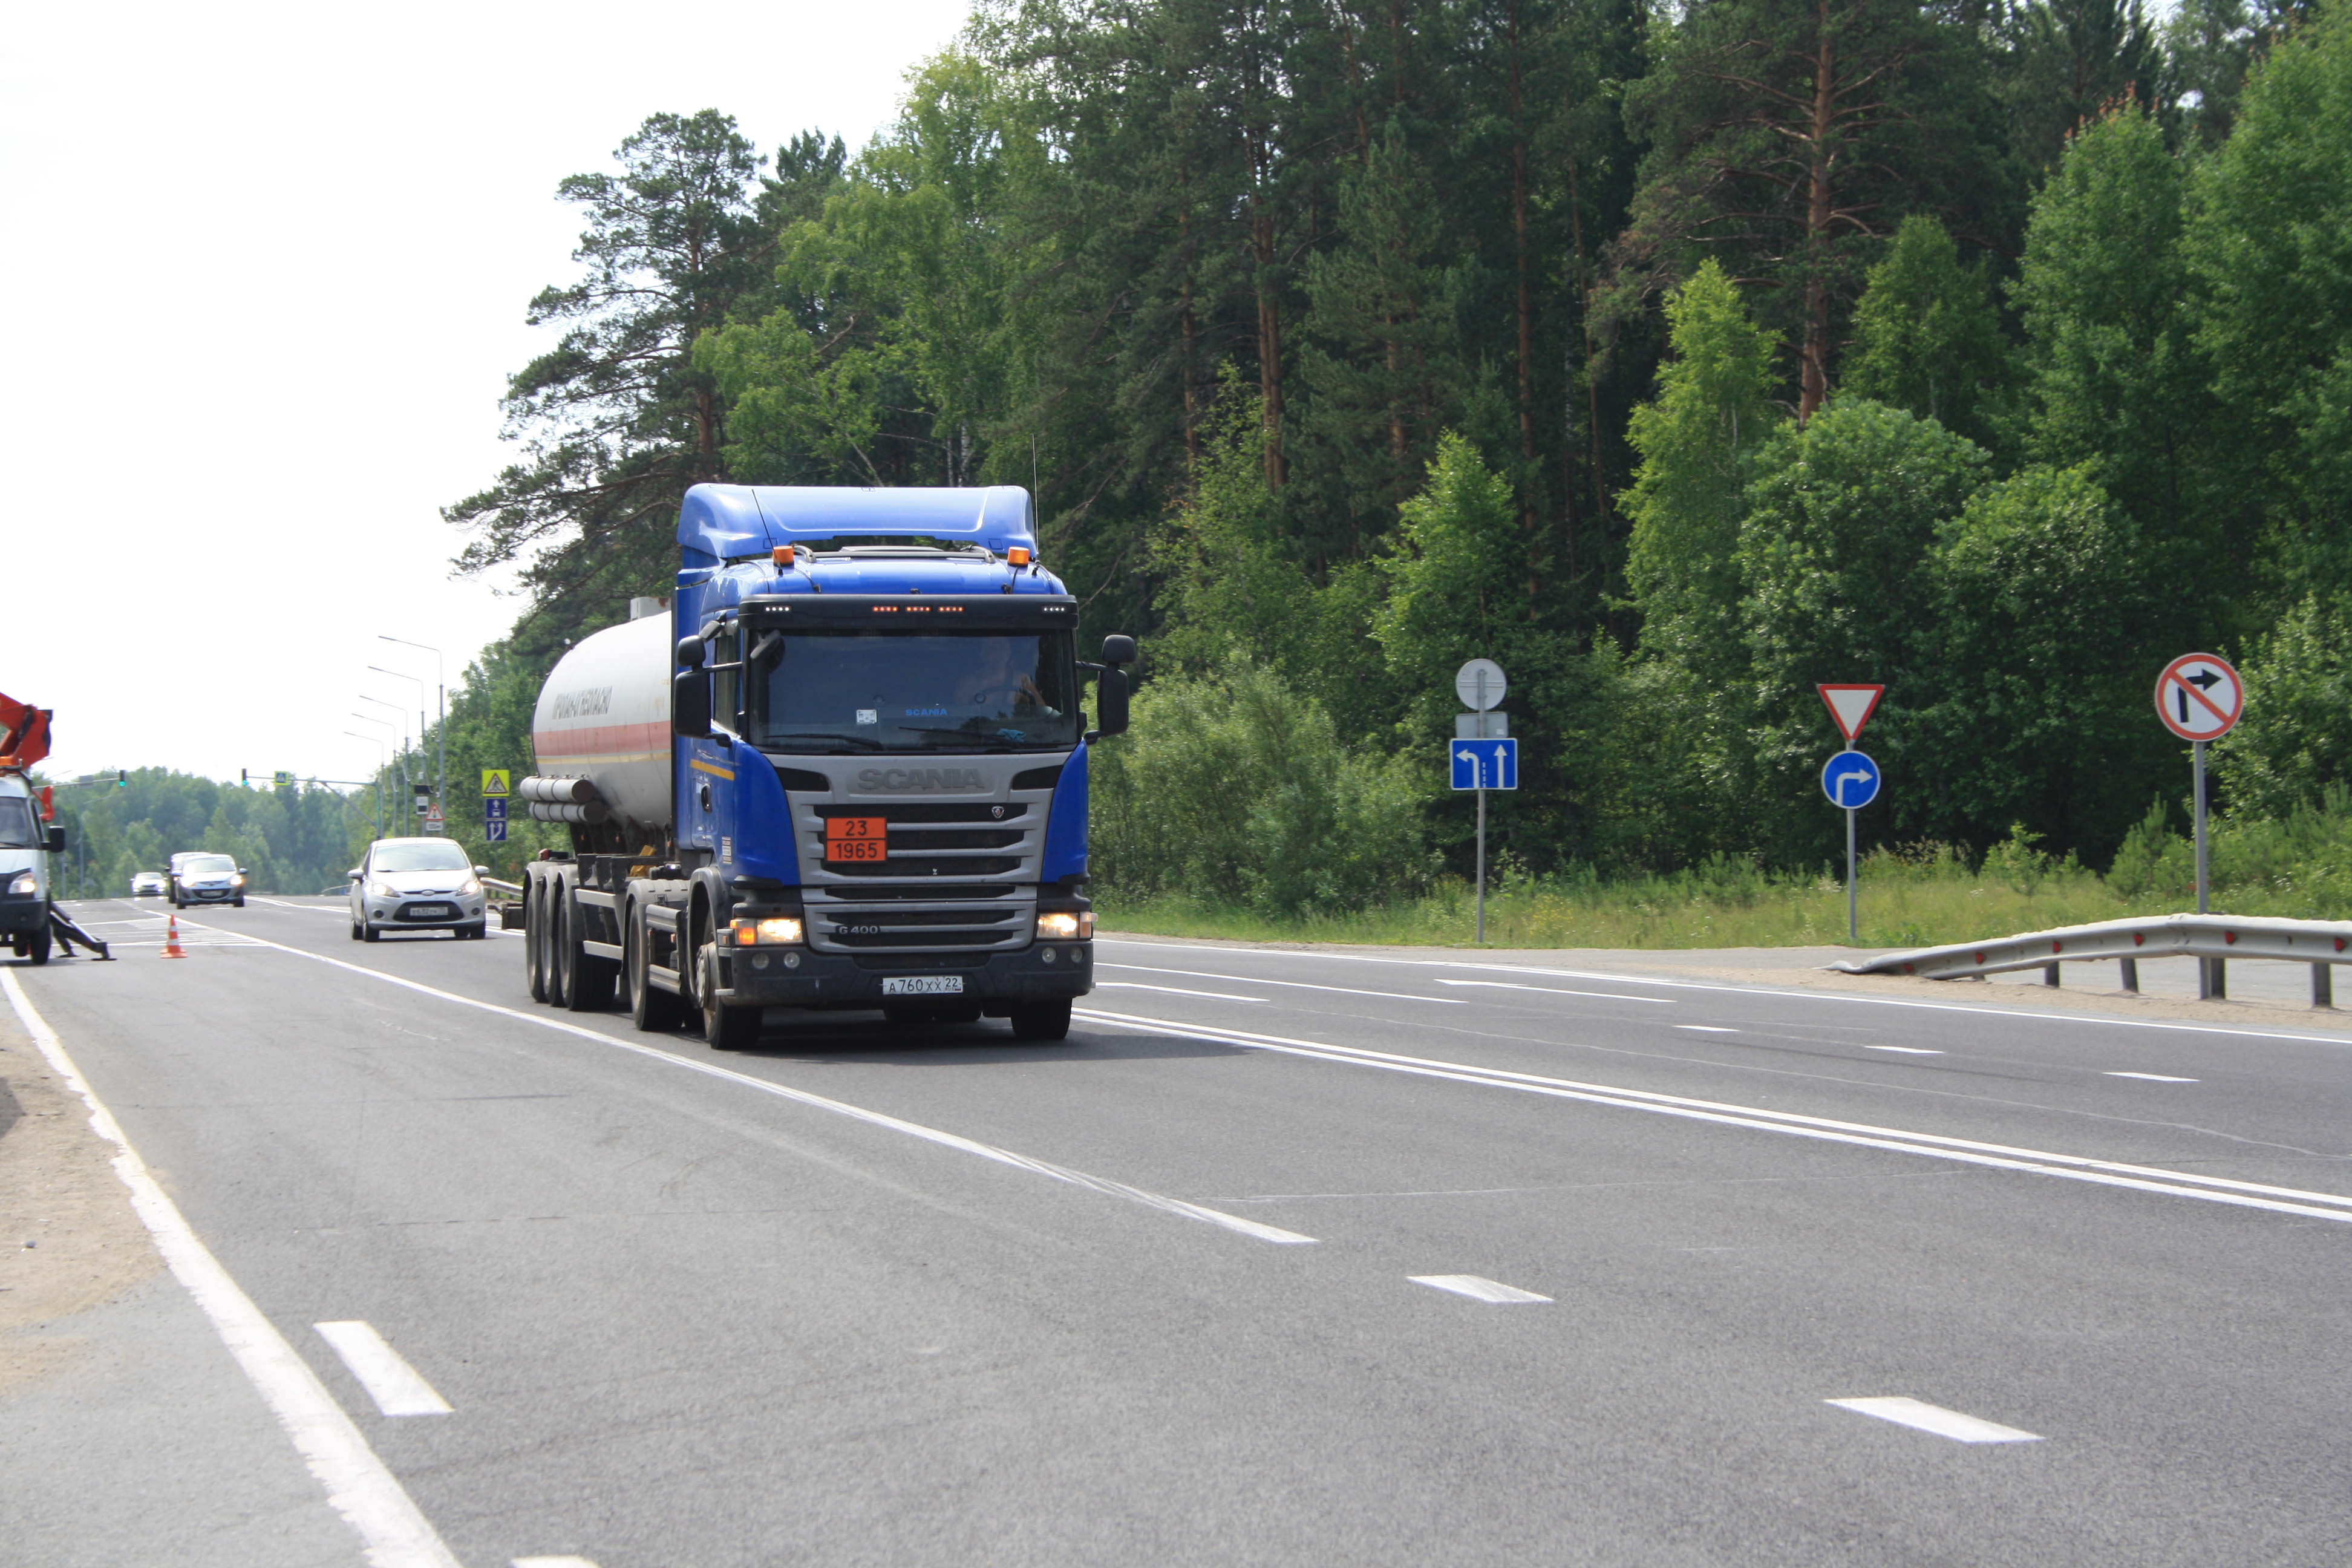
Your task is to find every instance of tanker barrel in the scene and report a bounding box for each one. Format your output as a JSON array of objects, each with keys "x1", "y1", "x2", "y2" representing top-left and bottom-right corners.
[
  {"x1": 526, "y1": 800, "x2": 612, "y2": 825},
  {"x1": 517, "y1": 775, "x2": 600, "y2": 805}
]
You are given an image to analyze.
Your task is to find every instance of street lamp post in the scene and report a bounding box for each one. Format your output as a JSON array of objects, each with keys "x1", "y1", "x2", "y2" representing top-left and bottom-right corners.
[
  {"x1": 378, "y1": 638, "x2": 445, "y2": 830},
  {"x1": 341, "y1": 734, "x2": 388, "y2": 838},
  {"x1": 354, "y1": 697, "x2": 411, "y2": 817},
  {"x1": 367, "y1": 665, "x2": 433, "y2": 829}
]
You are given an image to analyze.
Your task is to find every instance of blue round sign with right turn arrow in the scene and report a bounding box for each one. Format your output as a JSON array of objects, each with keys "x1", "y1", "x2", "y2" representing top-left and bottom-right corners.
[{"x1": 1821, "y1": 750, "x2": 1881, "y2": 810}]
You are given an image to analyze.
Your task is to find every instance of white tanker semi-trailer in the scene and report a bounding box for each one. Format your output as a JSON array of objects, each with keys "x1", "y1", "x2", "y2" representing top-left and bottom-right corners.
[{"x1": 515, "y1": 483, "x2": 1133, "y2": 1048}]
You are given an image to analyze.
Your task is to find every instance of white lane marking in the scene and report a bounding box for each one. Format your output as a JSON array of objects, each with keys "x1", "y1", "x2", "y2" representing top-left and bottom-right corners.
[
  {"x1": 2105, "y1": 1071, "x2": 2199, "y2": 1083},
  {"x1": 1410, "y1": 1274, "x2": 1553, "y2": 1304},
  {"x1": 1072, "y1": 1008, "x2": 2352, "y2": 1224},
  {"x1": 1867, "y1": 1045, "x2": 1944, "y2": 1055},
  {"x1": 314, "y1": 1322, "x2": 454, "y2": 1417},
  {"x1": 1091, "y1": 939, "x2": 2352, "y2": 1049},
  {"x1": 1827, "y1": 1397, "x2": 2043, "y2": 1444},
  {"x1": 0, "y1": 971, "x2": 463, "y2": 1568},
  {"x1": 1433, "y1": 979, "x2": 1674, "y2": 1005},
  {"x1": 1676, "y1": 1025, "x2": 1738, "y2": 1033},
  {"x1": 152, "y1": 918, "x2": 1316, "y2": 1248},
  {"x1": 1096, "y1": 982, "x2": 1267, "y2": 1003},
  {"x1": 1100, "y1": 962, "x2": 1467, "y2": 1005}
]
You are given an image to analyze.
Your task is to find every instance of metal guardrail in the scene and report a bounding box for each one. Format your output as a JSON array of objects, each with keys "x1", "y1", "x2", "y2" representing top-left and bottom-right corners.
[
  {"x1": 482, "y1": 877, "x2": 524, "y2": 897},
  {"x1": 1831, "y1": 913, "x2": 2352, "y2": 1005}
]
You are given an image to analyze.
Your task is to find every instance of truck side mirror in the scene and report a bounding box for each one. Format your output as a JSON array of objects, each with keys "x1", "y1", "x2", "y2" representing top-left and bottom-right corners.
[
  {"x1": 45, "y1": 826, "x2": 65, "y2": 854},
  {"x1": 673, "y1": 668, "x2": 713, "y2": 738},
  {"x1": 1093, "y1": 665, "x2": 1130, "y2": 738},
  {"x1": 676, "y1": 635, "x2": 705, "y2": 670},
  {"x1": 1101, "y1": 634, "x2": 1137, "y2": 666}
]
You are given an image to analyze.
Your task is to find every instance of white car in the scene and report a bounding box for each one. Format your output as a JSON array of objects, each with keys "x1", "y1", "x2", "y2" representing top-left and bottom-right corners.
[
  {"x1": 169, "y1": 852, "x2": 244, "y2": 907},
  {"x1": 130, "y1": 871, "x2": 166, "y2": 897},
  {"x1": 348, "y1": 837, "x2": 489, "y2": 942}
]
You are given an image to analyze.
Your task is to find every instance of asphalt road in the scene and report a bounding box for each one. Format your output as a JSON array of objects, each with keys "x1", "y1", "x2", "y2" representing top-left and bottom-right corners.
[{"x1": 8, "y1": 895, "x2": 2351, "y2": 1567}]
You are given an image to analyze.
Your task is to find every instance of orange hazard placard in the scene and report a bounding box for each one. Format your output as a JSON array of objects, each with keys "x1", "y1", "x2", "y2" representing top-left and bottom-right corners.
[{"x1": 825, "y1": 815, "x2": 887, "y2": 863}]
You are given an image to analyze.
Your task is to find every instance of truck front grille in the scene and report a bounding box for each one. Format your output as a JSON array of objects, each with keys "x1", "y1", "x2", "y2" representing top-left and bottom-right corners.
[{"x1": 791, "y1": 778, "x2": 1062, "y2": 953}]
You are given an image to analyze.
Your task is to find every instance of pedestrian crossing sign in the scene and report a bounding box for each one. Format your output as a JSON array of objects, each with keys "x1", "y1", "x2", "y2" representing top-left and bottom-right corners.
[{"x1": 480, "y1": 769, "x2": 511, "y2": 797}]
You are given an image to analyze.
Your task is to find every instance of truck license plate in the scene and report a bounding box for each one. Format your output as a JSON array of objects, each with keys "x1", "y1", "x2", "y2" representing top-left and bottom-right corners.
[{"x1": 881, "y1": 975, "x2": 964, "y2": 996}]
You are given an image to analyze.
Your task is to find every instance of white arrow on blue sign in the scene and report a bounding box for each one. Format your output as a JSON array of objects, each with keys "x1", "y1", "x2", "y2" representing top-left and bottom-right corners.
[
  {"x1": 486, "y1": 818, "x2": 508, "y2": 843},
  {"x1": 1451, "y1": 738, "x2": 1518, "y2": 791},
  {"x1": 1820, "y1": 751, "x2": 1881, "y2": 809}
]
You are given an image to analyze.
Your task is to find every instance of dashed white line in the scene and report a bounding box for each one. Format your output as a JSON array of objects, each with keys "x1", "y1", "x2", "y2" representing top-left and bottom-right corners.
[
  {"x1": 1828, "y1": 1397, "x2": 2043, "y2": 1444},
  {"x1": 1410, "y1": 1275, "x2": 1553, "y2": 1304},
  {"x1": 1866, "y1": 1045, "x2": 1943, "y2": 1055},
  {"x1": 1097, "y1": 982, "x2": 1267, "y2": 1003},
  {"x1": 2105, "y1": 1071, "x2": 2199, "y2": 1083},
  {"x1": 1073, "y1": 1008, "x2": 2352, "y2": 1224},
  {"x1": 1432, "y1": 979, "x2": 1674, "y2": 1004},
  {"x1": 315, "y1": 1322, "x2": 453, "y2": 1417},
  {"x1": 1676, "y1": 1025, "x2": 1738, "y2": 1033},
  {"x1": 0, "y1": 971, "x2": 463, "y2": 1568}
]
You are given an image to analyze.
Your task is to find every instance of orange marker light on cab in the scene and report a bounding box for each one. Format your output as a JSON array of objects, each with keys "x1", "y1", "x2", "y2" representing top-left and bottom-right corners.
[{"x1": 1007, "y1": 547, "x2": 1031, "y2": 567}]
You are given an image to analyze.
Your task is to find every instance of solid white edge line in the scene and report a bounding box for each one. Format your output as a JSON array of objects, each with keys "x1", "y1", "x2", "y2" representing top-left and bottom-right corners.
[
  {"x1": 1098, "y1": 962, "x2": 1469, "y2": 1004},
  {"x1": 1826, "y1": 1396, "x2": 2043, "y2": 1443},
  {"x1": 1408, "y1": 1274, "x2": 1553, "y2": 1304},
  {"x1": 315, "y1": 1322, "x2": 455, "y2": 1417},
  {"x1": 0, "y1": 970, "x2": 463, "y2": 1568},
  {"x1": 157, "y1": 916, "x2": 1316, "y2": 1248},
  {"x1": 1071, "y1": 1008, "x2": 2352, "y2": 1222},
  {"x1": 1091, "y1": 938, "x2": 2352, "y2": 1049}
]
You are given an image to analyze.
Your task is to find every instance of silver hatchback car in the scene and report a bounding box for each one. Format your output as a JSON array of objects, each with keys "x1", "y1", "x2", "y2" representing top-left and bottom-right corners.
[{"x1": 348, "y1": 837, "x2": 489, "y2": 941}]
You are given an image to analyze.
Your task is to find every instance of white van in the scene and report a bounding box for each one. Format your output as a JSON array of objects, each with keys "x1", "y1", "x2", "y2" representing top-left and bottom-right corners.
[{"x1": 0, "y1": 773, "x2": 64, "y2": 964}]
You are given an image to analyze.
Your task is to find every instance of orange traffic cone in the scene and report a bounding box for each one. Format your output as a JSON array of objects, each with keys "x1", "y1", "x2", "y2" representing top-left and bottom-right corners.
[{"x1": 162, "y1": 913, "x2": 186, "y2": 959}]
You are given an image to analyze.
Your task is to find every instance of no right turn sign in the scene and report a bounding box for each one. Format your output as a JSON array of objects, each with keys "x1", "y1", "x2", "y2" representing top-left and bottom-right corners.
[{"x1": 2155, "y1": 653, "x2": 2243, "y2": 741}]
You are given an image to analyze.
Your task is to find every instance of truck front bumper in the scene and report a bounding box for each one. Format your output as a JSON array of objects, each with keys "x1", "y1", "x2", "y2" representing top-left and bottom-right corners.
[
  {"x1": 0, "y1": 895, "x2": 45, "y2": 935},
  {"x1": 713, "y1": 940, "x2": 1094, "y2": 1008}
]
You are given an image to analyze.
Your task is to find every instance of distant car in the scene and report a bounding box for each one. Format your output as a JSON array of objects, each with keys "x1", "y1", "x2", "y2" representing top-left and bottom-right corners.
[
  {"x1": 321, "y1": 883, "x2": 351, "y2": 897},
  {"x1": 129, "y1": 872, "x2": 165, "y2": 897},
  {"x1": 348, "y1": 837, "x2": 489, "y2": 942},
  {"x1": 168, "y1": 852, "x2": 244, "y2": 908}
]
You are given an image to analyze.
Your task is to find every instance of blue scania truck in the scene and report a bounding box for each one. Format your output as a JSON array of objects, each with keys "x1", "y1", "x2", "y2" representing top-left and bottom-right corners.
[{"x1": 516, "y1": 485, "x2": 1132, "y2": 1047}]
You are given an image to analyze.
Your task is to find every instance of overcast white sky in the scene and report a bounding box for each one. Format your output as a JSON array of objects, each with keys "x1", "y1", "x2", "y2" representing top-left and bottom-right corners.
[{"x1": 2, "y1": 0, "x2": 972, "y2": 787}]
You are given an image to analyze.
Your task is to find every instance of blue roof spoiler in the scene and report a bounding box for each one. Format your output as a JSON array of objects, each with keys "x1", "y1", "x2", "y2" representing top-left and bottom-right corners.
[{"x1": 677, "y1": 484, "x2": 1037, "y2": 567}]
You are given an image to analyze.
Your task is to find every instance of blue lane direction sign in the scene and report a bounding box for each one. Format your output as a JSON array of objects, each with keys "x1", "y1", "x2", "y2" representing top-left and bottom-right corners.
[
  {"x1": 1451, "y1": 738, "x2": 1518, "y2": 791},
  {"x1": 1821, "y1": 751, "x2": 1881, "y2": 810},
  {"x1": 483, "y1": 797, "x2": 508, "y2": 821},
  {"x1": 485, "y1": 818, "x2": 508, "y2": 843}
]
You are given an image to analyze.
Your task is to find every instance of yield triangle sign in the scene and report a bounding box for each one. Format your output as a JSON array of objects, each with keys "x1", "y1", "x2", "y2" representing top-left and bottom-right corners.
[{"x1": 1818, "y1": 684, "x2": 1884, "y2": 743}]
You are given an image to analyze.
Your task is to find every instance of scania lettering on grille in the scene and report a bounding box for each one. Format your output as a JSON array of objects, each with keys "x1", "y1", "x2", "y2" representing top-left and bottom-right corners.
[{"x1": 855, "y1": 767, "x2": 985, "y2": 792}]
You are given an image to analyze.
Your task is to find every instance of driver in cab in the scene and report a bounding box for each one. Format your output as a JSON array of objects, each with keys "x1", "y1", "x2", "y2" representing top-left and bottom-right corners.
[{"x1": 953, "y1": 640, "x2": 1049, "y2": 715}]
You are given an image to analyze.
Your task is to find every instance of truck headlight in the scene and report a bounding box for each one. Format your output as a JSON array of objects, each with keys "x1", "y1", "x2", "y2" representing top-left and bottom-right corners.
[
  {"x1": 1037, "y1": 910, "x2": 1093, "y2": 940},
  {"x1": 6, "y1": 871, "x2": 35, "y2": 897},
  {"x1": 729, "y1": 916, "x2": 804, "y2": 946}
]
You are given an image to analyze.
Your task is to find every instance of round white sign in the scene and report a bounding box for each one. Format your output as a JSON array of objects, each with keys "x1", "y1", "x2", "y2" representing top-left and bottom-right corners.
[
  {"x1": 1455, "y1": 659, "x2": 1508, "y2": 711},
  {"x1": 2154, "y1": 653, "x2": 2243, "y2": 741}
]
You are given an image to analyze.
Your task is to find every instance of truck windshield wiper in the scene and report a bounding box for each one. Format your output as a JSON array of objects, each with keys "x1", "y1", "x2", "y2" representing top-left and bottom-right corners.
[{"x1": 760, "y1": 732, "x2": 886, "y2": 751}]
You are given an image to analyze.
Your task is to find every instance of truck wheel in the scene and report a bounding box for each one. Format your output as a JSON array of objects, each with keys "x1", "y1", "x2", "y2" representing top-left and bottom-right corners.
[
  {"x1": 524, "y1": 875, "x2": 549, "y2": 1002},
  {"x1": 627, "y1": 905, "x2": 682, "y2": 1032},
  {"x1": 27, "y1": 917, "x2": 53, "y2": 967},
  {"x1": 563, "y1": 894, "x2": 615, "y2": 1013},
  {"x1": 543, "y1": 893, "x2": 571, "y2": 1008},
  {"x1": 699, "y1": 943, "x2": 762, "y2": 1050},
  {"x1": 1008, "y1": 999, "x2": 1071, "y2": 1042}
]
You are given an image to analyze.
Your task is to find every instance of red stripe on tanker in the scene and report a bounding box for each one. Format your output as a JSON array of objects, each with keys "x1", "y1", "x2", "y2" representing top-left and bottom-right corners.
[{"x1": 529, "y1": 612, "x2": 676, "y2": 840}]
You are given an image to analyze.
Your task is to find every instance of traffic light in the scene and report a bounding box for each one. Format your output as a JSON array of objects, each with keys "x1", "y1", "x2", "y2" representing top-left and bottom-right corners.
[{"x1": 115, "y1": 770, "x2": 126, "y2": 787}]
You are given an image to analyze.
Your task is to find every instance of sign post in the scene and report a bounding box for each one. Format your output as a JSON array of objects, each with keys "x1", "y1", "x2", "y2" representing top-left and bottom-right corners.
[
  {"x1": 1818, "y1": 685, "x2": 1886, "y2": 942},
  {"x1": 2155, "y1": 653, "x2": 2244, "y2": 995},
  {"x1": 1452, "y1": 661, "x2": 1512, "y2": 944}
]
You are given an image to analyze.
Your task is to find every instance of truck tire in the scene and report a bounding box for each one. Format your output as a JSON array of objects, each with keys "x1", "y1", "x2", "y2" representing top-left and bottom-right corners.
[
  {"x1": 561, "y1": 892, "x2": 615, "y2": 1013},
  {"x1": 27, "y1": 915, "x2": 53, "y2": 967},
  {"x1": 524, "y1": 874, "x2": 550, "y2": 1003},
  {"x1": 627, "y1": 903, "x2": 682, "y2": 1032},
  {"x1": 698, "y1": 942, "x2": 762, "y2": 1050},
  {"x1": 1008, "y1": 999, "x2": 1071, "y2": 1042}
]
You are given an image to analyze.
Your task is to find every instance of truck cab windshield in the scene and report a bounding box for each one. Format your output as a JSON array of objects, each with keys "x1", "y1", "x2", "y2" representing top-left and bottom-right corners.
[
  {"x1": 0, "y1": 798, "x2": 37, "y2": 849},
  {"x1": 745, "y1": 630, "x2": 1079, "y2": 753}
]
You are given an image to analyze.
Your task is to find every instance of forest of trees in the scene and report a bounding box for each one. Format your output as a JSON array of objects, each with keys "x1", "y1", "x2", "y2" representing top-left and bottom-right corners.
[{"x1": 422, "y1": 0, "x2": 2351, "y2": 914}]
